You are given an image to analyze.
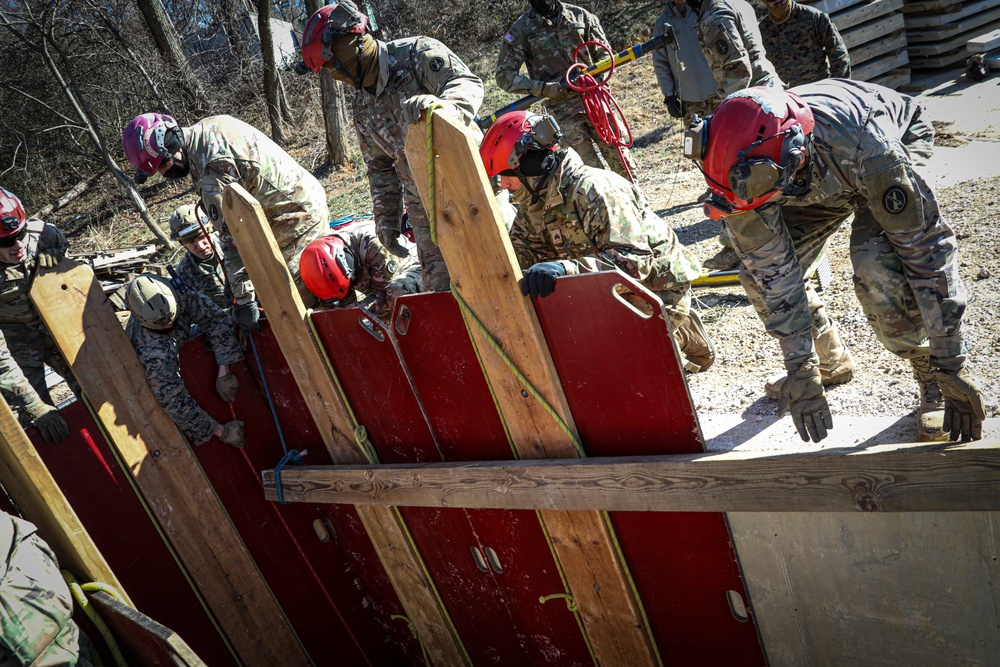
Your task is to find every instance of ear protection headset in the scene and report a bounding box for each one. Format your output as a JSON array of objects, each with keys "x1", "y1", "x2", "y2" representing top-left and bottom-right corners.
[{"x1": 508, "y1": 114, "x2": 563, "y2": 171}]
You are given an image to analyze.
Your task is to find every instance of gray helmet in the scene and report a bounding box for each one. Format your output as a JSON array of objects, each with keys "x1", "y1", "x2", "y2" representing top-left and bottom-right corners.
[
  {"x1": 126, "y1": 274, "x2": 179, "y2": 330},
  {"x1": 169, "y1": 203, "x2": 212, "y2": 242}
]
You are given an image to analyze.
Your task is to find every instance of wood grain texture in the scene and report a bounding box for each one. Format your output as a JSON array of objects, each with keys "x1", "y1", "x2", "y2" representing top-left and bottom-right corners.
[
  {"x1": 30, "y1": 260, "x2": 307, "y2": 667},
  {"x1": 0, "y1": 396, "x2": 125, "y2": 600},
  {"x1": 404, "y1": 111, "x2": 657, "y2": 666},
  {"x1": 222, "y1": 185, "x2": 469, "y2": 667},
  {"x1": 89, "y1": 591, "x2": 206, "y2": 667},
  {"x1": 262, "y1": 440, "x2": 1000, "y2": 513}
]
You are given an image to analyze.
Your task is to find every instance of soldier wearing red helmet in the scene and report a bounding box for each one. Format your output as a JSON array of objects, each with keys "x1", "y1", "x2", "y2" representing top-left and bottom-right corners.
[
  {"x1": 0, "y1": 187, "x2": 77, "y2": 443},
  {"x1": 300, "y1": 219, "x2": 421, "y2": 317},
  {"x1": 688, "y1": 81, "x2": 985, "y2": 443},
  {"x1": 481, "y1": 111, "x2": 715, "y2": 373},
  {"x1": 295, "y1": 2, "x2": 487, "y2": 293}
]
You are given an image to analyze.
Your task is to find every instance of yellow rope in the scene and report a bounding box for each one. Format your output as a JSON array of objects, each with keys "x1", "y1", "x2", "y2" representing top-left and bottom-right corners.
[
  {"x1": 425, "y1": 102, "x2": 445, "y2": 245},
  {"x1": 62, "y1": 570, "x2": 129, "y2": 667},
  {"x1": 390, "y1": 614, "x2": 430, "y2": 666},
  {"x1": 538, "y1": 592, "x2": 578, "y2": 613}
]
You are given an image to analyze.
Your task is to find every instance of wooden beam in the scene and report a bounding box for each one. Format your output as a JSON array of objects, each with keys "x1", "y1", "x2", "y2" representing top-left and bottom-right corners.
[
  {"x1": 88, "y1": 591, "x2": 206, "y2": 667},
  {"x1": 405, "y1": 110, "x2": 658, "y2": 666},
  {"x1": 0, "y1": 396, "x2": 127, "y2": 602},
  {"x1": 222, "y1": 184, "x2": 469, "y2": 667},
  {"x1": 30, "y1": 260, "x2": 309, "y2": 667},
  {"x1": 261, "y1": 439, "x2": 1000, "y2": 513}
]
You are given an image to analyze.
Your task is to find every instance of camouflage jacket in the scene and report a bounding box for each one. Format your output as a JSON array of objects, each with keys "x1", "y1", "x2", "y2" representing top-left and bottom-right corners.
[
  {"x1": 183, "y1": 115, "x2": 328, "y2": 303},
  {"x1": 0, "y1": 330, "x2": 40, "y2": 412},
  {"x1": 354, "y1": 37, "x2": 484, "y2": 237},
  {"x1": 0, "y1": 220, "x2": 68, "y2": 328},
  {"x1": 727, "y1": 80, "x2": 964, "y2": 367},
  {"x1": 697, "y1": 0, "x2": 783, "y2": 97},
  {"x1": 495, "y1": 3, "x2": 608, "y2": 118},
  {"x1": 759, "y1": 2, "x2": 850, "y2": 87},
  {"x1": 653, "y1": 2, "x2": 718, "y2": 103},
  {"x1": 511, "y1": 148, "x2": 702, "y2": 291},
  {"x1": 328, "y1": 219, "x2": 421, "y2": 315},
  {"x1": 126, "y1": 288, "x2": 243, "y2": 446},
  {"x1": 174, "y1": 235, "x2": 231, "y2": 311}
]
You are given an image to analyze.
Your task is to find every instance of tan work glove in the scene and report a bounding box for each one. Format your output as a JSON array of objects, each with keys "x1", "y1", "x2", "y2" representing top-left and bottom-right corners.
[
  {"x1": 540, "y1": 80, "x2": 570, "y2": 102},
  {"x1": 215, "y1": 370, "x2": 239, "y2": 403},
  {"x1": 777, "y1": 363, "x2": 833, "y2": 443},
  {"x1": 219, "y1": 420, "x2": 245, "y2": 449},
  {"x1": 36, "y1": 246, "x2": 67, "y2": 269},
  {"x1": 26, "y1": 400, "x2": 70, "y2": 443},
  {"x1": 377, "y1": 219, "x2": 409, "y2": 258},
  {"x1": 399, "y1": 94, "x2": 442, "y2": 124},
  {"x1": 934, "y1": 366, "x2": 986, "y2": 441}
]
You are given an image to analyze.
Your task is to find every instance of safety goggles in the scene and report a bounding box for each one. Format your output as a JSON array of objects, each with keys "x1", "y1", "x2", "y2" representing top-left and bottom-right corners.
[{"x1": 0, "y1": 225, "x2": 27, "y2": 248}]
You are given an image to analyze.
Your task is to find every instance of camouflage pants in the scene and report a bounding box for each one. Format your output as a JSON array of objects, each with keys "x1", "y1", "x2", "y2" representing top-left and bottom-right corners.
[
  {"x1": 386, "y1": 264, "x2": 424, "y2": 312},
  {"x1": 552, "y1": 106, "x2": 637, "y2": 180},
  {"x1": 1, "y1": 323, "x2": 80, "y2": 407},
  {"x1": 682, "y1": 97, "x2": 720, "y2": 127},
  {"x1": 0, "y1": 514, "x2": 92, "y2": 667}
]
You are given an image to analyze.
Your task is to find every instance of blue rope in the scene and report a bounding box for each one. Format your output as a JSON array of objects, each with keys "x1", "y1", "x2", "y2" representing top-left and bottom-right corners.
[
  {"x1": 330, "y1": 213, "x2": 373, "y2": 229},
  {"x1": 274, "y1": 449, "x2": 304, "y2": 505}
]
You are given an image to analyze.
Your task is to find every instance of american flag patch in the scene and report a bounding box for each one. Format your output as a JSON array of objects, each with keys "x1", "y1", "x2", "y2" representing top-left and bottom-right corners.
[{"x1": 503, "y1": 33, "x2": 514, "y2": 43}]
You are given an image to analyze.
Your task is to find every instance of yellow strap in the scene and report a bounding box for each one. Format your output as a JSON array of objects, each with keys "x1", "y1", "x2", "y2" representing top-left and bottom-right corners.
[
  {"x1": 425, "y1": 102, "x2": 445, "y2": 245},
  {"x1": 62, "y1": 570, "x2": 129, "y2": 667}
]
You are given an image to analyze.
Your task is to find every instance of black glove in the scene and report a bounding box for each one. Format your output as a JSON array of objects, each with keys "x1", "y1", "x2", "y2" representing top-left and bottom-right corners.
[
  {"x1": 664, "y1": 95, "x2": 682, "y2": 119},
  {"x1": 26, "y1": 401, "x2": 70, "y2": 443},
  {"x1": 519, "y1": 261, "x2": 567, "y2": 298},
  {"x1": 377, "y1": 225, "x2": 410, "y2": 258},
  {"x1": 234, "y1": 301, "x2": 261, "y2": 334},
  {"x1": 777, "y1": 362, "x2": 833, "y2": 443},
  {"x1": 934, "y1": 366, "x2": 986, "y2": 441},
  {"x1": 36, "y1": 245, "x2": 67, "y2": 269}
]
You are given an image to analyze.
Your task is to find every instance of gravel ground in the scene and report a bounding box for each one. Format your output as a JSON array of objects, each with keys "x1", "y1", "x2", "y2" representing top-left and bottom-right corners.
[{"x1": 636, "y1": 113, "x2": 1000, "y2": 427}]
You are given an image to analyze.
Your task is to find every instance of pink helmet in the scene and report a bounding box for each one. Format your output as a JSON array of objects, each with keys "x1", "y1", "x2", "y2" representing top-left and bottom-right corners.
[
  {"x1": 0, "y1": 187, "x2": 27, "y2": 239},
  {"x1": 123, "y1": 113, "x2": 181, "y2": 175}
]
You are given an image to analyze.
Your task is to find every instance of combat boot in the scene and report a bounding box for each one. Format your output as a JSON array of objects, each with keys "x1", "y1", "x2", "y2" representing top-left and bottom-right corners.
[
  {"x1": 765, "y1": 325, "x2": 855, "y2": 399},
  {"x1": 910, "y1": 357, "x2": 948, "y2": 442},
  {"x1": 673, "y1": 310, "x2": 716, "y2": 373},
  {"x1": 702, "y1": 247, "x2": 741, "y2": 272}
]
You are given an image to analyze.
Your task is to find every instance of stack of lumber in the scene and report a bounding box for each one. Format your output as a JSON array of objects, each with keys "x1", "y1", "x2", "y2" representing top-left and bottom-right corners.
[
  {"x1": 810, "y1": 0, "x2": 912, "y2": 88},
  {"x1": 903, "y1": 0, "x2": 1000, "y2": 69}
]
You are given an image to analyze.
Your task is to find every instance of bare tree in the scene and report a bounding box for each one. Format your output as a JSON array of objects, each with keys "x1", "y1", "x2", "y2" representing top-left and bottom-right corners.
[
  {"x1": 134, "y1": 0, "x2": 207, "y2": 110},
  {"x1": 304, "y1": 0, "x2": 351, "y2": 166},
  {"x1": 257, "y1": 0, "x2": 284, "y2": 144}
]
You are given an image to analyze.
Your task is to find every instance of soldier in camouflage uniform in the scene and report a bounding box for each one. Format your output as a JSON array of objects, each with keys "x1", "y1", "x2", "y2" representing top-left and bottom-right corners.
[
  {"x1": 653, "y1": 0, "x2": 720, "y2": 126},
  {"x1": 300, "y1": 218, "x2": 422, "y2": 319},
  {"x1": 0, "y1": 187, "x2": 75, "y2": 443},
  {"x1": 169, "y1": 204, "x2": 233, "y2": 311},
  {"x1": 481, "y1": 111, "x2": 715, "y2": 372},
  {"x1": 692, "y1": 81, "x2": 985, "y2": 442},
  {"x1": 295, "y1": 3, "x2": 486, "y2": 293},
  {"x1": 759, "y1": 0, "x2": 850, "y2": 88},
  {"x1": 124, "y1": 274, "x2": 245, "y2": 448},
  {"x1": 123, "y1": 113, "x2": 328, "y2": 316},
  {"x1": 1, "y1": 511, "x2": 95, "y2": 667},
  {"x1": 496, "y1": 0, "x2": 637, "y2": 179}
]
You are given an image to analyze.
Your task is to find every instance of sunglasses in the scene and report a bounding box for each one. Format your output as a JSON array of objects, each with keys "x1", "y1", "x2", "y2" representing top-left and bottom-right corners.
[{"x1": 0, "y1": 226, "x2": 28, "y2": 248}]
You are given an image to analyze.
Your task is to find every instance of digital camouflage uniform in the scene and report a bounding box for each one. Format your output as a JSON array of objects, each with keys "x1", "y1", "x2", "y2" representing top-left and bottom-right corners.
[
  {"x1": 724, "y1": 81, "x2": 964, "y2": 372},
  {"x1": 696, "y1": 0, "x2": 783, "y2": 98},
  {"x1": 511, "y1": 147, "x2": 702, "y2": 327},
  {"x1": 354, "y1": 37, "x2": 484, "y2": 292},
  {"x1": 174, "y1": 233, "x2": 232, "y2": 311},
  {"x1": 183, "y1": 115, "x2": 329, "y2": 307},
  {"x1": 0, "y1": 512, "x2": 93, "y2": 667},
  {"x1": 326, "y1": 219, "x2": 421, "y2": 318},
  {"x1": 0, "y1": 331, "x2": 42, "y2": 415},
  {"x1": 759, "y1": 2, "x2": 850, "y2": 88},
  {"x1": 496, "y1": 4, "x2": 637, "y2": 178},
  {"x1": 0, "y1": 220, "x2": 80, "y2": 412},
  {"x1": 126, "y1": 288, "x2": 243, "y2": 446},
  {"x1": 653, "y1": 1, "x2": 720, "y2": 124}
]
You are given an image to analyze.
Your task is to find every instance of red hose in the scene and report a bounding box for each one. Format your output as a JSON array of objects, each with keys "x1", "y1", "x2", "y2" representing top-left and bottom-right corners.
[{"x1": 565, "y1": 41, "x2": 635, "y2": 182}]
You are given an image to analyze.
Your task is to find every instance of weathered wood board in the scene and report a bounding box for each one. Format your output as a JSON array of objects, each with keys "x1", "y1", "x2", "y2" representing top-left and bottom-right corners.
[
  {"x1": 854, "y1": 49, "x2": 910, "y2": 79},
  {"x1": 906, "y1": 5, "x2": 1000, "y2": 39},
  {"x1": 832, "y1": 0, "x2": 904, "y2": 31},
  {"x1": 905, "y1": 0, "x2": 1000, "y2": 27},
  {"x1": 842, "y1": 12, "x2": 906, "y2": 48},
  {"x1": 89, "y1": 591, "x2": 206, "y2": 667}
]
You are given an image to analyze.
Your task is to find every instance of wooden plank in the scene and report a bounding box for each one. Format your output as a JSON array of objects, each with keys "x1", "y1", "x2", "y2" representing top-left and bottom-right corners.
[
  {"x1": 854, "y1": 48, "x2": 910, "y2": 79},
  {"x1": 850, "y1": 29, "x2": 907, "y2": 64},
  {"x1": 906, "y1": 4, "x2": 1000, "y2": 39},
  {"x1": 404, "y1": 112, "x2": 658, "y2": 667},
  {"x1": 30, "y1": 261, "x2": 308, "y2": 667},
  {"x1": 903, "y1": 0, "x2": 964, "y2": 12},
  {"x1": 221, "y1": 184, "x2": 468, "y2": 667},
  {"x1": 842, "y1": 11, "x2": 905, "y2": 48},
  {"x1": 907, "y1": 16, "x2": 1000, "y2": 53},
  {"x1": 905, "y1": 0, "x2": 1000, "y2": 27},
  {"x1": 871, "y1": 67, "x2": 913, "y2": 88},
  {"x1": 0, "y1": 397, "x2": 126, "y2": 601},
  {"x1": 908, "y1": 46, "x2": 975, "y2": 67},
  {"x1": 968, "y1": 26, "x2": 1000, "y2": 49},
  {"x1": 263, "y1": 439, "x2": 1000, "y2": 512},
  {"x1": 89, "y1": 591, "x2": 206, "y2": 667},
  {"x1": 811, "y1": 0, "x2": 869, "y2": 15},
  {"x1": 832, "y1": 0, "x2": 904, "y2": 31}
]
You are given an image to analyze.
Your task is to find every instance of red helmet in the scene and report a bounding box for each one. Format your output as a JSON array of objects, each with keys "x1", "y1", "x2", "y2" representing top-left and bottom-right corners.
[
  {"x1": 298, "y1": 2, "x2": 368, "y2": 74},
  {"x1": 700, "y1": 87, "x2": 815, "y2": 213},
  {"x1": 480, "y1": 111, "x2": 561, "y2": 178},
  {"x1": 300, "y1": 236, "x2": 356, "y2": 301},
  {"x1": 123, "y1": 112, "x2": 181, "y2": 175},
  {"x1": 0, "y1": 187, "x2": 27, "y2": 240}
]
